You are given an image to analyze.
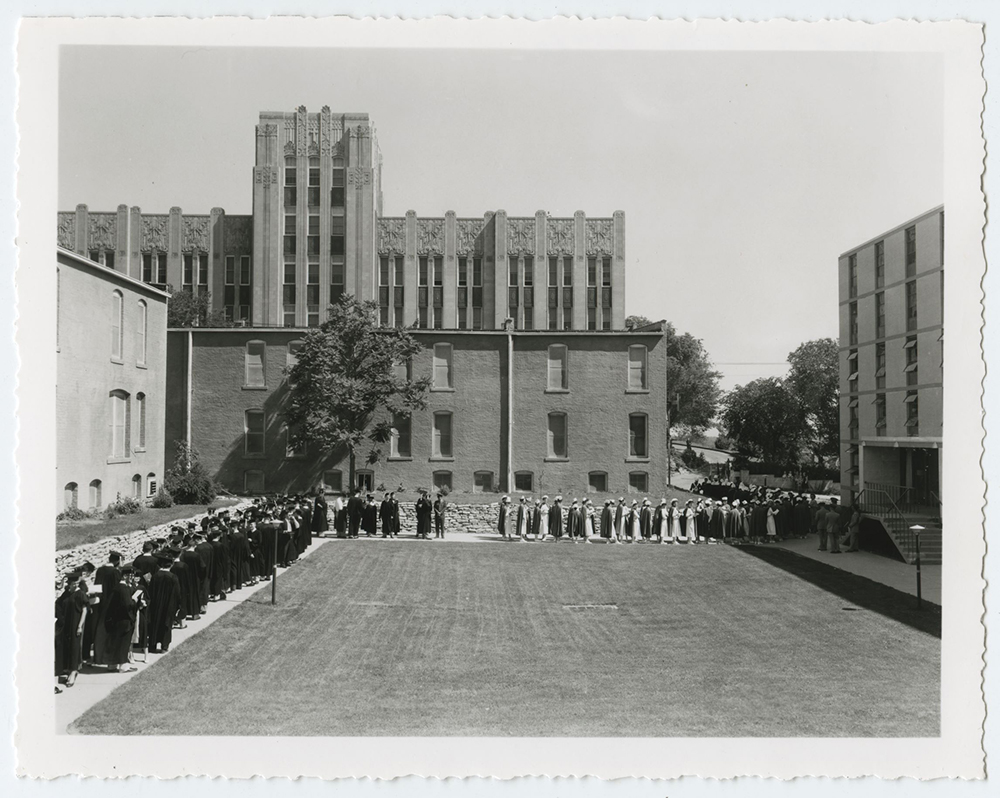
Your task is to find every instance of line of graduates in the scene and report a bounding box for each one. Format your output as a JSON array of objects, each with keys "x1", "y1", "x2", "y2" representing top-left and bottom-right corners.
[
  {"x1": 327, "y1": 489, "x2": 449, "y2": 539},
  {"x1": 492, "y1": 492, "x2": 836, "y2": 545},
  {"x1": 55, "y1": 492, "x2": 330, "y2": 692}
]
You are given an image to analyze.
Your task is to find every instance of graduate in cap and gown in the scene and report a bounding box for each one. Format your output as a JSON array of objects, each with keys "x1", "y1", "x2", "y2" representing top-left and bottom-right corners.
[
  {"x1": 92, "y1": 551, "x2": 123, "y2": 665},
  {"x1": 144, "y1": 555, "x2": 181, "y2": 653},
  {"x1": 101, "y1": 564, "x2": 140, "y2": 672},
  {"x1": 54, "y1": 571, "x2": 87, "y2": 687},
  {"x1": 311, "y1": 489, "x2": 329, "y2": 537},
  {"x1": 379, "y1": 493, "x2": 394, "y2": 537},
  {"x1": 415, "y1": 492, "x2": 432, "y2": 539},
  {"x1": 193, "y1": 533, "x2": 214, "y2": 608}
]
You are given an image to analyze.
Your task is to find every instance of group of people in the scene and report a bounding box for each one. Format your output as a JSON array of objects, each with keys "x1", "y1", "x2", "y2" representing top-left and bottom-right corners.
[
  {"x1": 54, "y1": 492, "x2": 330, "y2": 692},
  {"x1": 327, "y1": 489, "x2": 449, "y2": 539},
  {"x1": 493, "y1": 492, "x2": 861, "y2": 549}
]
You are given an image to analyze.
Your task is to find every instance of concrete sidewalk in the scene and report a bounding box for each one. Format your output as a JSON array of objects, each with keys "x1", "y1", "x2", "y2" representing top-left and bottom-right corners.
[
  {"x1": 57, "y1": 538, "x2": 331, "y2": 732},
  {"x1": 770, "y1": 534, "x2": 941, "y2": 606}
]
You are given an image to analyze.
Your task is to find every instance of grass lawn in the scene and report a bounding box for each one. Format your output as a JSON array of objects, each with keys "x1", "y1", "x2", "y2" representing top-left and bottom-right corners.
[
  {"x1": 56, "y1": 497, "x2": 242, "y2": 551},
  {"x1": 71, "y1": 539, "x2": 939, "y2": 737}
]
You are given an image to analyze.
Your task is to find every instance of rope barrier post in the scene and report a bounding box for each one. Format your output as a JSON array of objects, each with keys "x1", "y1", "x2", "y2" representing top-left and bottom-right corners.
[{"x1": 272, "y1": 521, "x2": 278, "y2": 606}]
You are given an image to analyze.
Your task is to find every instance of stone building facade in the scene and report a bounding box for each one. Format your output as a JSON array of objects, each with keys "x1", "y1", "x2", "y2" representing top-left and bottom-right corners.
[
  {"x1": 165, "y1": 325, "x2": 667, "y2": 498},
  {"x1": 57, "y1": 248, "x2": 169, "y2": 511},
  {"x1": 57, "y1": 106, "x2": 627, "y2": 332}
]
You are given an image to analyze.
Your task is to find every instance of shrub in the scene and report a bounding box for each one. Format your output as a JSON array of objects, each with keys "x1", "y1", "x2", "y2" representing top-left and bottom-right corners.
[
  {"x1": 164, "y1": 441, "x2": 218, "y2": 505},
  {"x1": 679, "y1": 446, "x2": 708, "y2": 471},
  {"x1": 104, "y1": 494, "x2": 143, "y2": 519},
  {"x1": 150, "y1": 487, "x2": 175, "y2": 509},
  {"x1": 57, "y1": 507, "x2": 92, "y2": 522}
]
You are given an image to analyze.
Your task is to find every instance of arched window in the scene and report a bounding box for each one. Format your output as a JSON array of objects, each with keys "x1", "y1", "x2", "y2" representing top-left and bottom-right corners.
[
  {"x1": 473, "y1": 471, "x2": 494, "y2": 493},
  {"x1": 432, "y1": 343, "x2": 453, "y2": 389},
  {"x1": 109, "y1": 390, "x2": 131, "y2": 459},
  {"x1": 135, "y1": 392, "x2": 146, "y2": 451},
  {"x1": 147, "y1": 473, "x2": 158, "y2": 498},
  {"x1": 132, "y1": 474, "x2": 142, "y2": 499},
  {"x1": 628, "y1": 345, "x2": 648, "y2": 390},
  {"x1": 547, "y1": 344, "x2": 568, "y2": 390},
  {"x1": 89, "y1": 479, "x2": 103, "y2": 510},
  {"x1": 588, "y1": 471, "x2": 608, "y2": 493},
  {"x1": 245, "y1": 340, "x2": 266, "y2": 387},
  {"x1": 628, "y1": 472, "x2": 648, "y2": 493},
  {"x1": 63, "y1": 482, "x2": 78, "y2": 510},
  {"x1": 136, "y1": 300, "x2": 148, "y2": 366},
  {"x1": 547, "y1": 412, "x2": 567, "y2": 459},
  {"x1": 111, "y1": 290, "x2": 124, "y2": 360},
  {"x1": 628, "y1": 413, "x2": 648, "y2": 458},
  {"x1": 514, "y1": 471, "x2": 533, "y2": 492},
  {"x1": 432, "y1": 411, "x2": 453, "y2": 458}
]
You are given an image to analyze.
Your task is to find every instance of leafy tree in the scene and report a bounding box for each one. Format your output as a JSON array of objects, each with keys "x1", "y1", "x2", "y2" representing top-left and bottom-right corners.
[
  {"x1": 167, "y1": 289, "x2": 232, "y2": 328},
  {"x1": 626, "y1": 315, "x2": 722, "y2": 436},
  {"x1": 284, "y1": 295, "x2": 431, "y2": 491},
  {"x1": 786, "y1": 338, "x2": 840, "y2": 465},
  {"x1": 164, "y1": 440, "x2": 219, "y2": 504},
  {"x1": 720, "y1": 377, "x2": 807, "y2": 468}
]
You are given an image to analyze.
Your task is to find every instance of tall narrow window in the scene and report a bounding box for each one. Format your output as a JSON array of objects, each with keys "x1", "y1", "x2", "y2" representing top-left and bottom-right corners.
[
  {"x1": 89, "y1": 479, "x2": 103, "y2": 510},
  {"x1": 875, "y1": 240, "x2": 885, "y2": 288},
  {"x1": 111, "y1": 290, "x2": 123, "y2": 360},
  {"x1": 284, "y1": 213, "x2": 296, "y2": 258},
  {"x1": 307, "y1": 263, "x2": 320, "y2": 327},
  {"x1": 394, "y1": 256, "x2": 405, "y2": 327},
  {"x1": 239, "y1": 256, "x2": 252, "y2": 321},
  {"x1": 136, "y1": 300, "x2": 147, "y2": 365},
  {"x1": 136, "y1": 392, "x2": 146, "y2": 450},
  {"x1": 283, "y1": 263, "x2": 297, "y2": 327},
  {"x1": 905, "y1": 225, "x2": 917, "y2": 277},
  {"x1": 110, "y1": 390, "x2": 130, "y2": 459},
  {"x1": 905, "y1": 391, "x2": 919, "y2": 436},
  {"x1": 146, "y1": 473, "x2": 157, "y2": 498},
  {"x1": 848, "y1": 253, "x2": 858, "y2": 298},
  {"x1": 330, "y1": 217, "x2": 345, "y2": 257},
  {"x1": 432, "y1": 412, "x2": 453, "y2": 458},
  {"x1": 547, "y1": 344, "x2": 568, "y2": 390},
  {"x1": 433, "y1": 343, "x2": 453, "y2": 389},
  {"x1": 330, "y1": 261, "x2": 345, "y2": 305},
  {"x1": 331, "y1": 164, "x2": 345, "y2": 208},
  {"x1": 391, "y1": 413, "x2": 411, "y2": 458},
  {"x1": 629, "y1": 413, "x2": 648, "y2": 458},
  {"x1": 875, "y1": 292, "x2": 885, "y2": 338},
  {"x1": 849, "y1": 302, "x2": 858, "y2": 345},
  {"x1": 628, "y1": 345, "x2": 648, "y2": 389},
  {"x1": 875, "y1": 342, "x2": 886, "y2": 390},
  {"x1": 224, "y1": 256, "x2": 236, "y2": 320},
  {"x1": 906, "y1": 280, "x2": 918, "y2": 331},
  {"x1": 64, "y1": 482, "x2": 78, "y2": 511},
  {"x1": 245, "y1": 410, "x2": 265, "y2": 455},
  {"x1": 245, "y1": 341, "x2": 266, "y2": 387},
  {"x1": 874, "y1": 394, "x2": 887, "y2": 436},
  {"x1": 547, "y1": 413, "x2": 567, "y2": 459},
  {"x1": 183, "y1": 254, "x2": 194, "y2": 288},
  {"x1": 905, "y1": 336, "x2": 919, "y2": 386},
  {"x1": 197, "y1": 254, "x2": 209, "y2": 298},
  {"x1": 132, "y1": 474, "x2": 142, "y2": 499},
  {"x1": 307, "y1": 157, "x2": 321, "y2": 207}
]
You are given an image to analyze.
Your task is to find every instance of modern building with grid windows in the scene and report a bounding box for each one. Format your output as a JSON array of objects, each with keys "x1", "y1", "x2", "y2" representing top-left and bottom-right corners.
[{"x1": 838, "y1": 205, "x2": 943, "y2": 563}]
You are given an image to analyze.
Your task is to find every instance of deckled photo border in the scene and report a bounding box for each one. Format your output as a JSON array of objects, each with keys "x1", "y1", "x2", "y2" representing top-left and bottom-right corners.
[{"x1": 12, "y1": 15, "x2": 987, "y2": 780}]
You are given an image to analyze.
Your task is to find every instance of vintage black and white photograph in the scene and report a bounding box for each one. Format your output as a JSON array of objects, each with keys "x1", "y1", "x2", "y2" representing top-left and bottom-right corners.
[{"x1": 13, "y1": 16, "x2": 988, "y2": 780}]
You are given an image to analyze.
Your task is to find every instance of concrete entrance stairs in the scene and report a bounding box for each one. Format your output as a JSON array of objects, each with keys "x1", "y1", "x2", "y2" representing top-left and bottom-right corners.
[{"x1": 877, "y1": 511, "x2": 942, "y2": 565}]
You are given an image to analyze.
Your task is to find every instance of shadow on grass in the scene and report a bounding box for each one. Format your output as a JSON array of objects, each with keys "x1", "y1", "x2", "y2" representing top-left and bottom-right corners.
[{"x1": 737, "y1": 545, "x2": 941, "y2": 639}]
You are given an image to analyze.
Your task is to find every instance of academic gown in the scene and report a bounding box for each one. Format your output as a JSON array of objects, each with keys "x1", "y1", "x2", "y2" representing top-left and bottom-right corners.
[
  {"x1": 54, "y1": 587, "x2": 87, "y2": 676},
  {"x1": 228, "y1": 530, "x2": 251, "y2": 589},
  {"x1": 347, "y1": 497, "x2": 365, "y2": 537},
  {"x1": 133, "y1": 553, "x2": 158, "y2": 577},
  {"x1": 92, "y1": 564, "x2": 120, "y2": 664},
  {"x1": 145, "y1": 569, "x2": 181, "y2": 651},
  {"x1": 496, "y1": 505, "x2": 509, "y2": 536},
  {"x1": 362, "y1": 503, "x2": 379, "y2": 536},
  {"x1": 257, "y1": 522, "x2": 279, "y2": 575},
  {"x1": 566, "y1": 507, "x2": 582, "y2": 539},
  {"x1": 639, "y1": 506, "x2": 653, "y2": 539},
  {"x1": 169, "y1": 560, "x2": 192, "y2": 621},
  {"x1": 312, "y1": 496, "x2": 329, "y2": 534},
  {"x1": 613, "y1": 504, "x2": 625, "y2": 538},
  {"x1": 379, "y1": 500, "x2": 393, "y2": 536},
  {"x1": 793, "y1": 503, "x2": 812, "y2": 537},
  {"x1": 209, "y1": 539, "x2": 229, "y2": 596},
  {"x1": 180, "y1": 549, "x2": 205, "y2": 615},
  {"x1": 101, "y1": 582, "x2": 137, "y2": 667},
  {"x1": 298, "y1": 507, "x2": 313, "y2": 551},
  {"x1": 415, "y1": 500, "x2": 432, "y2": 538},
  {"x1": 600, "y1": 506, "x2": 613, "y2": 538},
  {"x1": 549, "y1": 505, "x2": 564, "y2": 538},
  {"x1": 194, "y1": 542, "x2": 214, "y2": 606},
  {"x1": 334, "y1": 500, "x2": 348, "y2": 537}
]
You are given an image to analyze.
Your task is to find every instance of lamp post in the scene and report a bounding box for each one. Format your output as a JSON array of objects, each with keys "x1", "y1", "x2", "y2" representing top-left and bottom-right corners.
[{"x1": 910, "y1": 524, "x2": 924, "y2": 610}]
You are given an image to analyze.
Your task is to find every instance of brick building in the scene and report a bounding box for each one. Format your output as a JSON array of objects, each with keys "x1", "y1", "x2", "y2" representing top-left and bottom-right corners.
[
  {"x1": 838, "y1": 206, "x2": 943, "y2": 562},
  {"x1": 165, "y1": 325, "x2": 667, "y2": 497},
  {"x1": 58, "y1": 106, "x2": 627, "y2": 332},
  {"x1": 57, "y1": 247, "x2": 169, "y2": 511}
]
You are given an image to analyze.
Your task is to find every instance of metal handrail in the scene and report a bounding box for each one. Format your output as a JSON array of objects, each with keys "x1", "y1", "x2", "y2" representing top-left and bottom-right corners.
[{"x1": 861, "y1": 485, "x2": 918, "y2": 553}]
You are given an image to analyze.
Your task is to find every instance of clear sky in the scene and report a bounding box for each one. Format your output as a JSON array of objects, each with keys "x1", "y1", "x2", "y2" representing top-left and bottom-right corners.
[{"x1": 57, "y1": 45, "x2": 943, "y2": 391}]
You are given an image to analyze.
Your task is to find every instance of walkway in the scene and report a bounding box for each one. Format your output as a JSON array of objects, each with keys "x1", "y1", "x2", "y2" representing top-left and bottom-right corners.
[{"x1": 772, "y1": 534, "x2": 941, "y2": 605}]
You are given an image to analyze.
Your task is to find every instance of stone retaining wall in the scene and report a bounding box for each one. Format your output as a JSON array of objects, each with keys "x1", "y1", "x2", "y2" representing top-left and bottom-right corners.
[{"x1": 55, "y1": 502, "x2": 503, "y2": 576}]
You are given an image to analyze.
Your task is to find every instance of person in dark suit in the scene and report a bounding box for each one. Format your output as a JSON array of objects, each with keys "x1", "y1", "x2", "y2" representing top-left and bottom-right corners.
[
  {"x1": 379, "y1": 492, "x2": 393, "y2": 537},
  {"x1": 362, "y1": 495, "x2": 379, "y2": 537},
  {"x1": 433, "y1": 493, "x2": 448, "y2": 539},
  {"x1": 311, "y1": 490, "x2": 329, "y2": 538},
  {"x1": 346, "y1": 489, "x2": 364, "y2": 538},
  {"x1": 389, "y1": 492, "x2": 401, "y2": 537},
  {"x1": 415, "y1": 492, "x2": 433, "y2": 539}
]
